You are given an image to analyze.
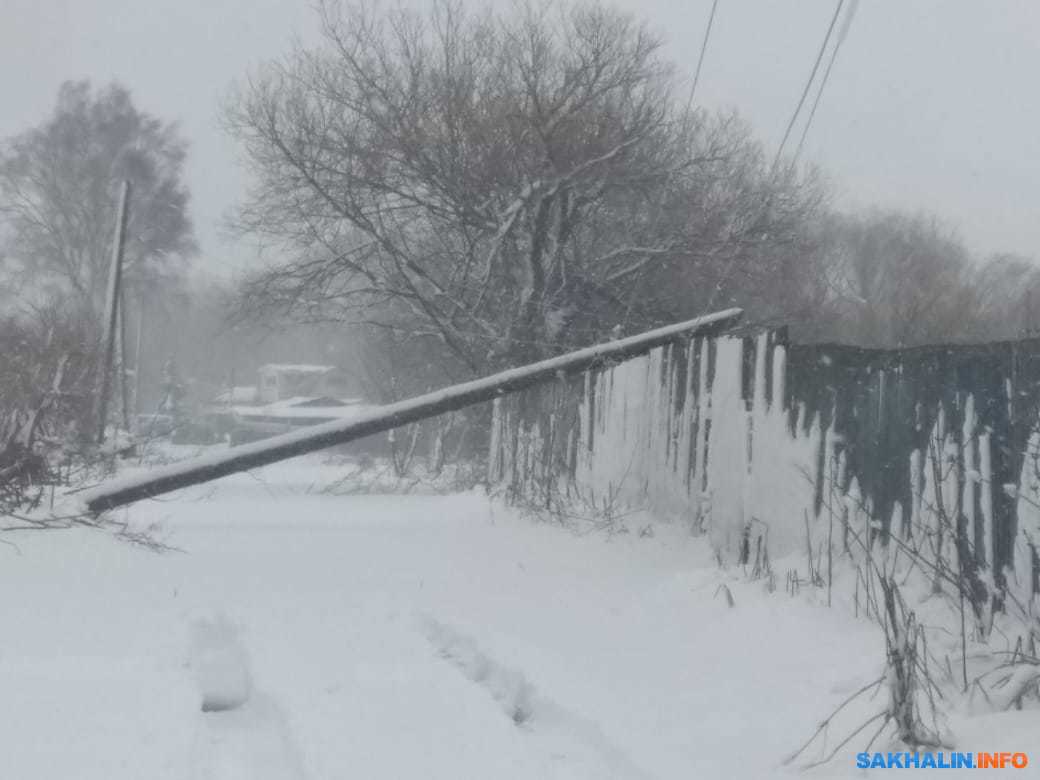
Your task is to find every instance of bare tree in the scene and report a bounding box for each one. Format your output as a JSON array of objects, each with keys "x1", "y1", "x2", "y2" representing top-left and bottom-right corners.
[
  {"x1": 0, "y1": 81, "x2": 197, "y2": 317},
  {"x1": 815, "y1": 210, "x2": 979, "y2": 347},
  {"x1": 226, "y1": 0, "x2": 823, "y2": 376},
  {"x1": 970, "y1": 253, "x2": 1040, "y2": 340}
]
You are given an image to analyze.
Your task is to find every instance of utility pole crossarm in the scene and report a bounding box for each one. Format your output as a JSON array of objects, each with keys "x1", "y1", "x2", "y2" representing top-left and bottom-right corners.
[{"x1": 81, "y1": 307, "x2": 742, "y2": 513}]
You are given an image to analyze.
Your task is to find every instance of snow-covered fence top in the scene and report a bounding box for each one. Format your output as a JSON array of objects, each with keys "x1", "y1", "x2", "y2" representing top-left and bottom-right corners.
[
  {"x1": 489, "y1": 329, "x2": 1040, "y2": 611},
  {"x1": 79, "y1": 309, "x2": 741, "y2": 512}
]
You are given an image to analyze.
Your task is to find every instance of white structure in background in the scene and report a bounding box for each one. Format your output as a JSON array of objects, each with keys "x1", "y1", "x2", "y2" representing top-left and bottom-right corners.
[
  {"x1": 212, "y1": 386, "x2": 260, "y2": 406},
  {"x1": 212, "y1": 363, "x2": 373, "y2": 442},
  {"x1": 257, "y1": 364, "x2": 350, "y2": 404}
]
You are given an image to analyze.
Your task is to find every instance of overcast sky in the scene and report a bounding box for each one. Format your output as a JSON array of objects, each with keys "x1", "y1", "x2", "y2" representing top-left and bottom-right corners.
[{"x1": 4, "y1": 0, "x2": 1039, "y2": 276}]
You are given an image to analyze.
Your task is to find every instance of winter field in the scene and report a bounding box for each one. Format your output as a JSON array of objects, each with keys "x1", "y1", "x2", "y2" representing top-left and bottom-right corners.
[{"x1": 2, "y1": 451, "x2": 1036, "y2": 779}]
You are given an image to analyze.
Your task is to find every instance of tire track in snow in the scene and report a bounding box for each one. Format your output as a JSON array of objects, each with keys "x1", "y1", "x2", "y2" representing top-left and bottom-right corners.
[
  {"x1": 187, "y1": 613, "x2": 308, "y2": 780},
  {"x1": 421, "y1": 617, "x2": 654, "y2": 780}
]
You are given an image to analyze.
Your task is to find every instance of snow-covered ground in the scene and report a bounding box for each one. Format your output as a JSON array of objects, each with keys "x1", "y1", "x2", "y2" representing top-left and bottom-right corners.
[{"x1": 1, "y1": 455, "x2": 1035, "y2": 778}]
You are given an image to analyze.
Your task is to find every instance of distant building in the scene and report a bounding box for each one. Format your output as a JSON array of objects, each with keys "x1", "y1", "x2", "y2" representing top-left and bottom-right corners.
[
  {"x1": 257, "y1": 364, "x2": 350, "y2": 404},
  {"x1": 225, "y1": 395, "x2": 371, "y2": 443},
  {"x1": 200, "y1": 364, "x2": 370, "y2": 445},
  {"x1": 212, "y1": 386, "x2": 260, "y2": 406}
]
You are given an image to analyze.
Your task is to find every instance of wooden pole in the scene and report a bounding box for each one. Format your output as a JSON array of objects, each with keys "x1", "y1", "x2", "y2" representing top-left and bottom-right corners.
[
  {"x1": 117, "y1": 285, "x2": 131, "y2": 433},
  {"x1": 96, "y1": 180, "x2": 131, "y2": 444},
  {"x1": 82, "y1": 308, "x2": 742, "y2": 512},
  {"x1": 133, "y1": 299, "x2": 144, "y2": 418}
]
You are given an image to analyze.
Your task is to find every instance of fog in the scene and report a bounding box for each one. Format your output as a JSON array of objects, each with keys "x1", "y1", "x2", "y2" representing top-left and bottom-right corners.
[
  {"x1": 5, "y1": 3, "x2": 1040, "y2": 777},
  {"x1": 4, "y1": 0, "x2": 1039, "y2": 274}
]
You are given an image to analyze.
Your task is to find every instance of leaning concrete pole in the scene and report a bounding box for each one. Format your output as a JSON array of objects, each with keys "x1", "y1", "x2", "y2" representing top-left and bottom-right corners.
[
  {"x1": 96, "y1": 180, "x2": 131, "y2": 444},
  {"x1": 81, "y1": 307, "x2": 742, "y2": 513}
]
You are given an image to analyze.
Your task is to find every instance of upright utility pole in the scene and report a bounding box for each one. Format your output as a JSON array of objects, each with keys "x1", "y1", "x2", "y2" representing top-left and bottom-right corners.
[
  {"x1": 97, "y1": 180, "x2": 131, "y2": 444},
  {"x1": 134, "y1": 301, "x2": 144, "y2": 418},
  {"x1": 117, "y1": 284, "x2": 132, "y2": 433}
]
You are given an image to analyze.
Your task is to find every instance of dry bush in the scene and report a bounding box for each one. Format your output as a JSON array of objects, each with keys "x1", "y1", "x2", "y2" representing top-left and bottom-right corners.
[{"x1": 0, "y1": 304, "x2": 99, "y2": 514}]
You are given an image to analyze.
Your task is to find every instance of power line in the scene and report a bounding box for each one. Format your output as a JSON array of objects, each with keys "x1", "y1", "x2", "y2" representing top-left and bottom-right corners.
[
  {"x1": 772, "y1": 0, "x2": 846, "y2": 170},
  {"x1": 793, "y1": 0, "x2": 859, "y2": 162},
  {"x1": 705, "y1": 0, "x2": 846, "y2": 314},
  {"x1": 619, "y1": 1, "x2": 722, "y2": 332},
  {"x1": 685, "y1": 0, "x2": 721, "y2": 114}
]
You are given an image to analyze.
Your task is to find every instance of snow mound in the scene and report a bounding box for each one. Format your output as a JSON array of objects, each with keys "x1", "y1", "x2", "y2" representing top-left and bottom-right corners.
[{"x1": 190, "y1": 613, "x2": 252, "y2": 713}]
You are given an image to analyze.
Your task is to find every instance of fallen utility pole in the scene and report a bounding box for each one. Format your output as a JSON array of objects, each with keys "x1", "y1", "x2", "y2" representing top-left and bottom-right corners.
[{"x1": 81, "y1": 308, "x2": 741, "y2": 513}]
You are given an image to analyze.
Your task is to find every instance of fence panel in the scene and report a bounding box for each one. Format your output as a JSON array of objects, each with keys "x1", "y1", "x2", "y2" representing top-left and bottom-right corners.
[{"x1": 490, "y1": 330, "x2": 1040, "y2": 613}]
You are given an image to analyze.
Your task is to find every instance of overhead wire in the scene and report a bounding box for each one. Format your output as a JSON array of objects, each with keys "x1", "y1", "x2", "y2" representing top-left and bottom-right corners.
[
  {"x1": 684, "y1": 0, "x2": 721, "y2": 115},
  {"x1": 705, "y1": 0, "x2": 850, "y2": 314},
  {"x1": 617, "y1": 0, "x2": 722, "y2": 334},
  {"x1": 772, "y1": 0, "x2": 846, "y2": 170},
  {"x1": 792, "y1": 0, "x2": 859, "y2": 163}
]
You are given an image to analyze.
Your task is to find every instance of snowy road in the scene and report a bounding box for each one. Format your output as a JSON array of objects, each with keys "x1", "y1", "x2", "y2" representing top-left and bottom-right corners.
[{"x1": 2, "y1": 457, "x2": 890, "y2": 778}]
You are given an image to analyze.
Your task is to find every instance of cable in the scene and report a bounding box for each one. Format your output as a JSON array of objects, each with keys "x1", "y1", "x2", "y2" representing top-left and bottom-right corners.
[
  {"x1": 793, "y1": 0, "x2": 859, "y2": 162},
  {"x1": 703, "y1": 0, "x2": 849, "y2": 307},
  {"x1": 705, "y1": 0, "x2": 848, "y2": 315},
  {"x1": 616, "y1": 1, "x2": 722, "y2": 334},
  {"x1": 685, "y1": 0, "x2": 721, "y2": 115},
  {"x1": 772, "y1": 0, "x2": 845, "y2": 170}
]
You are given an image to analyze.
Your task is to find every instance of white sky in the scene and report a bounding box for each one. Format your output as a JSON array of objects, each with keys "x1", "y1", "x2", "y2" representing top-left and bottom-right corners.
[{"x1": 4, "y1": 0, "x2": 1039, "y2": 275}]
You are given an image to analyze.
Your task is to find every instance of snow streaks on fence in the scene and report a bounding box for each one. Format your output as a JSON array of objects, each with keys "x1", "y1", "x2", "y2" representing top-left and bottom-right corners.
[{"x1": 489, "y1": 329, "x2": 1040, "y2": 613}]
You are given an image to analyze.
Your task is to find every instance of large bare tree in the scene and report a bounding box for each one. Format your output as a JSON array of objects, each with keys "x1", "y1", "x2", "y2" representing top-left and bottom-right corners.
[
  {"x1": 227, "y1": 0, "x2": 823, "y2": 376},
  {"x1": 0, "y1": 81, "x2": 197, "y2": 317}
]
